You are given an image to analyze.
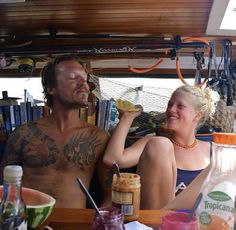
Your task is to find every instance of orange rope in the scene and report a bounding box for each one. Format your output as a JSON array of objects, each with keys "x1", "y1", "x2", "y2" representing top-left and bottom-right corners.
[
  {"x1": 128, "y1": 36, "x2": 210, "y2": 85},
  {"x1": 128, "y1": 58, "x2": 164, "y2": 73},
  {"x1": 182, "y1": 37, "x2": 210, "y2": 46},
  {"x1": 176, "y1": 37, "x2": 210, "y2": 88},
  {"x1": 176, "y1": 56, "x2": 188, "y2": 85}
]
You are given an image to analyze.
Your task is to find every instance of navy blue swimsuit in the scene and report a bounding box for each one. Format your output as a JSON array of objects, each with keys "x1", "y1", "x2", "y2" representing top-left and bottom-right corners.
[{"x1": 175, "y1": 142, "x2": 212, "y2": 196}]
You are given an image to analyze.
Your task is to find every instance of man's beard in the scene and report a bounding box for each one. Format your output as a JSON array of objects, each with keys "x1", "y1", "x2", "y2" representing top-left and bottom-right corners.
[
  {"x1": 66, "y1": 101, "x2": 88, "y2": 109},
  {"x1": 57, "y1": 95, "x2": 88, "y2": 109}
]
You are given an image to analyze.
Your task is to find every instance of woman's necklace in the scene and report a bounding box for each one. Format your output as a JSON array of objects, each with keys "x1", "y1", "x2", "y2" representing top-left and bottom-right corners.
[{"x1": 170, "y1": 138, "x2": 197, "y2": 149}]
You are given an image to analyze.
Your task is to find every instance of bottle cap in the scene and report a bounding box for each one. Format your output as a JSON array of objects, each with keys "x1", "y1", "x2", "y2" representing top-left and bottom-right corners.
[
  {"x1": 4, "y1": 165, "x2": 23, "y2": 180},
  {"x1": 213, "y1": 132, "x2": 236, "y2": 145}
]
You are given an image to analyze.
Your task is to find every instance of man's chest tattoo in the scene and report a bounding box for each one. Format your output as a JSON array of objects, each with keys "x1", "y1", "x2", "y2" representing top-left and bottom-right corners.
[
  {"x1": 64, "y1": 129, "x2": 103, "y2": 167},
  {"x1": 10, "y1": 123, "x2": 104, "y2": 169},
  {"x1": 20, "y1": 123, "x2": 58, "y2": 167}
]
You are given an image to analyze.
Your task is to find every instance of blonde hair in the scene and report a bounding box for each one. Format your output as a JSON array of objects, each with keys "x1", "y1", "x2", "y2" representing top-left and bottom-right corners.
[{"x1": 173, "y1": 85, "x2": 220, "y2": 125}]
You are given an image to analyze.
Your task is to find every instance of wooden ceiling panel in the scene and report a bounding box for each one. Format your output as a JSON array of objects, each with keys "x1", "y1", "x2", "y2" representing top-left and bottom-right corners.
[
  {"x1": 0, "y1": 0, "x2": 213, "y2": 36},
  {"x1": 1, "y1": 0, "x2": 236, "y2": 76}
]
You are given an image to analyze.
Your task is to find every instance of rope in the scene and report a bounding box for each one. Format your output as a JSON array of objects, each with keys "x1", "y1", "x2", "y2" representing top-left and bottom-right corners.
[{"x1": 176, "y1": 37, "x2": 210, "y2": 88}]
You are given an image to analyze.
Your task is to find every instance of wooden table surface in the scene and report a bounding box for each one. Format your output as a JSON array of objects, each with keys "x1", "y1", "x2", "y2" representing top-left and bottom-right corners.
[{"x1": 41, "y1": 208, "x2": 166, "y2": 230}]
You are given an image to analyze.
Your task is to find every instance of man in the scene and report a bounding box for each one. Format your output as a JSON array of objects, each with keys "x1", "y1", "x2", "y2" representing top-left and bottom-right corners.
[{"x1": 0, "y1": 55, "x2": 110, "y2": 208}]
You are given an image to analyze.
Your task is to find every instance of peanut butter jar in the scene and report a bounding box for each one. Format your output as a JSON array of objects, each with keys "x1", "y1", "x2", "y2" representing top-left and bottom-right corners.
[{"x1": 112, "y1": 173, "x2": 140, "y2": 222}]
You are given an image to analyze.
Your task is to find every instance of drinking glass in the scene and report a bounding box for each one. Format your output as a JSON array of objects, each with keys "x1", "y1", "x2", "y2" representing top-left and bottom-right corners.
[
  {"x1": 92, "y1": 206, "x2": 125, "y2": 230},
  {"x1": 160, "y1": 211, "x2": 199, "y2": 230}
]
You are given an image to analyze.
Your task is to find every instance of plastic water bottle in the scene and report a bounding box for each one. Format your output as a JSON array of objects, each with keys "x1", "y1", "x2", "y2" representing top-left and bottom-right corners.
[{"x1": 0, "y1": 165, "x2": 27, "y2": 229}]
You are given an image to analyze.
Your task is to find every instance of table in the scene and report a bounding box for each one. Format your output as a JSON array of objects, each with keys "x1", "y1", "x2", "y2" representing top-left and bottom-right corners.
[{"x1": 42, "y1": 208, "x2": 166, "y2": 230}]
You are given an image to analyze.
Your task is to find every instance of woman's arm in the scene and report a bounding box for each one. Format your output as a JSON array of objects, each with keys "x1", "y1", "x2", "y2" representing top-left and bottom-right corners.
[{"x1": 103, "y1": 110, "x2": 152, "y2": 168}]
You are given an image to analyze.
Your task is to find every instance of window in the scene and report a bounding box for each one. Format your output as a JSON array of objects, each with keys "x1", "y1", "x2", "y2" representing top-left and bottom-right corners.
[
  {"x1": 0, "y1": 78, "x2": 43, "y2": 103},
  {"x1": 0, "y1": 77, "x2": 193, "y2": 112}
]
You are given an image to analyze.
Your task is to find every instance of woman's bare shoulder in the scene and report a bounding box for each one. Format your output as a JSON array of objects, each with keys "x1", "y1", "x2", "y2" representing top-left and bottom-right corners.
[
  {"x1": 197, "y1": 140, "x2": 212, "y2": 153},
  {"x1": 197, "y1": 139, "x2": 211, "y2": 147}
]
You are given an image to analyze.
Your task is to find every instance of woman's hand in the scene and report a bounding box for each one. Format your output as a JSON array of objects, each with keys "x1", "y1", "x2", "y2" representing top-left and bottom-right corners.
[{"x1": 118, "y1": 108, "x2": 142, "y2": 120}]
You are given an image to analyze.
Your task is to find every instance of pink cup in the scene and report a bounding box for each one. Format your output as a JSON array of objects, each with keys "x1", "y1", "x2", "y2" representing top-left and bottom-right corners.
[{"x1": 160, "y1": 211, "x2": 199, "y2": 230}]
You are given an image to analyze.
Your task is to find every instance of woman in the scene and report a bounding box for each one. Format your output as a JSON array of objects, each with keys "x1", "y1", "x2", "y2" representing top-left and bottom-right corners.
[{"x1": 103, "y1": 85, "x2": 219, "y2": 209}]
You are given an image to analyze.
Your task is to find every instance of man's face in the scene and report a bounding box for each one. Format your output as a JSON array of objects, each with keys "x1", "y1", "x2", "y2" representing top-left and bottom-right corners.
[{"x1": 50, "y1": 60, "x2": 90, "y2": 108}]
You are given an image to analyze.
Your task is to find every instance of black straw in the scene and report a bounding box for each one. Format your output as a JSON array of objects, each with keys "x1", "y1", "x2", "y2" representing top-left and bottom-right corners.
[{"x1": 187, "y1": 192, "x2": 203, "y2": 222}]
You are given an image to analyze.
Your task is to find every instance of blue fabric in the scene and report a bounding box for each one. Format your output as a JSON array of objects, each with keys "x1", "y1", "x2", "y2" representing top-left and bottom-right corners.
[
  {"x1": 175, "y1": 142, "x2": 212, "y2": 196},
  {"x1": 175, "y1": 168, "x2": 203, "y2": 195}
]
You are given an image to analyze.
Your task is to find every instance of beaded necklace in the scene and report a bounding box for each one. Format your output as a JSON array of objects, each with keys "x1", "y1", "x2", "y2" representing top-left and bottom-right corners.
[{"x1": 170, "y1": 138, "x2": 197, "y2": 149}]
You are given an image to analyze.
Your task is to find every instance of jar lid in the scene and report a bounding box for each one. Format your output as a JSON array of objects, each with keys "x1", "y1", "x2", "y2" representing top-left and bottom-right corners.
[
  {"x1": 113, "y1": 172, "x2": 140, "y2": 187},
  {"x1": 213, "y1": 132, "x2": 236, "y2": 145},
  {"x1": 4, "y1": 165, "x2": 23, "y2": 180}
]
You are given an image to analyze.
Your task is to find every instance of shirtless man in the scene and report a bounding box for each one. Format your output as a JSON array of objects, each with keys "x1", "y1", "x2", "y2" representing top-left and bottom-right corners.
[{"x1": 0, "y1": 55, "x2": 110, "y2": 208}]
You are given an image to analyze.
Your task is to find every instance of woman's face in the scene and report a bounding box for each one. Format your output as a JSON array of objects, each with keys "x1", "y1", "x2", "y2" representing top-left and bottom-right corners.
[{"x1": 165, "y1": 90, "x2": 201, "y2": 132}]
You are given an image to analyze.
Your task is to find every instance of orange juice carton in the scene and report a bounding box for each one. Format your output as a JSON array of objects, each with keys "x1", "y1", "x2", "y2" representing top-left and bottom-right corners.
[{"x1": 197, "y1": 138, "x2": 236, "y2": 230}]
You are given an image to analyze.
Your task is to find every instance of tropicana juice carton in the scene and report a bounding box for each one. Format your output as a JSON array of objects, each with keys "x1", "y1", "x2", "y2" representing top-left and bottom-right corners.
[{"x1": 196, "y1": 133, "x2": 236, "y2": 230}]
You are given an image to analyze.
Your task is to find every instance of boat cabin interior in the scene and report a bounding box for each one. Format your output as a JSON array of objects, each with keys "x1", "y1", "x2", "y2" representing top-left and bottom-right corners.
[{"x1": 0, "y1": 0, "x2": 236, "y2": 78}]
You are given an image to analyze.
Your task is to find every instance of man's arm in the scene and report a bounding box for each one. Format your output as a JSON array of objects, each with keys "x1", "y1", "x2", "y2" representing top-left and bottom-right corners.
[
  {"x1": 0, "y1": 126, "x2": 24, "y2": 183},
  {"x1": 96, "y1": 157, "x2": 112, "y2": 207},
  {"x1": 94, "y1": 130, "x2": 112, "y2": 208}
]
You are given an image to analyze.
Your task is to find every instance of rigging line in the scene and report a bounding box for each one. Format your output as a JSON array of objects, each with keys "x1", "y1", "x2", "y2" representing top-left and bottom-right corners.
[
  {"x1": 128, "y1": 58, "x2": 164, "y2": 73},
  {"x1": 176, "y1": 37, "x2": 210, "y2": 88}
]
